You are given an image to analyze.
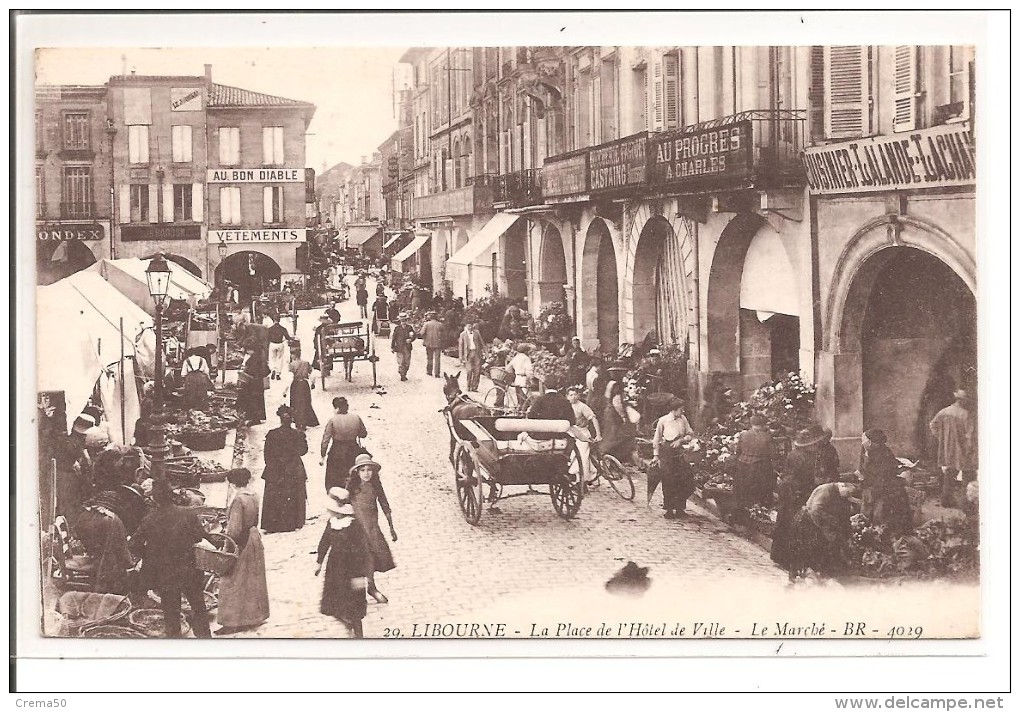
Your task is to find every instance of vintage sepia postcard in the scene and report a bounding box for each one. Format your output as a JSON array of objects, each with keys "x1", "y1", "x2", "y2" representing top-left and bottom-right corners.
[{"x1": 13, "y1": 11, "x2": 1010, "y2": 695}]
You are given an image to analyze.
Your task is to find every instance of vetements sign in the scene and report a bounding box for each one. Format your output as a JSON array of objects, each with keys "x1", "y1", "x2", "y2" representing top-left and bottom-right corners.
[
  {"x1": 208, "y1": 168, "x2": 304, "y2": 183},
  {"x1": 803, "y1": 124, "x2": 976, "y2": 194},
  {"x1": 209, "y1": 228, "x2": 307, "y2": 243},
  {"x1": 648, "y1": 121, "x2": 752, "y2": 190},
  {"x1": 589, "y1": 133, "x2": 648, "y2": 192},
  {"x1": 36, "y1": 223, "x2": 105, "y2": 241}
]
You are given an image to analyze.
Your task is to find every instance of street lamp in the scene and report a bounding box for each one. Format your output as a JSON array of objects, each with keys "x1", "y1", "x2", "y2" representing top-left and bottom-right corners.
[
  {"x1": 145, "y1": 253, "x2": 173, "y2": 483},
  {"x1": 217, "y1": 238, "x2": 228, "y2": 261}
]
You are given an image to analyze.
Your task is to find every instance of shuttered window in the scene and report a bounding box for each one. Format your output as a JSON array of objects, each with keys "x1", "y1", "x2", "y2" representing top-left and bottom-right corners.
[
  {"x1": 171, "y1": 125, "x2": 192, "y2": 163},
  {"x1": 263, "y1": 126, "x2": 284, "y2": 165},
  {"x1": 173, "y1": 184, "x2": 193, "y2": 222},
  {"x1": 892, "y1": 45, "x2": 918, "y2": 133},
  {"x1": 129, "y1": 184, "x2": 149, "y2": 222},
  {"x1": 663, "y1": 52, "x2": 680, "y2": 129},
  {"x1": 824, "y1": 46, "x2": 871, "y2": 139},
  {"x1": 128, "y1": 125, "x2": 149, "y2": 164},
  {"x1": 219, "y1": 127, "x2": 240, "y2": 165},
  {"x1": 63, "y1": 112, "x2": 90, "y2": 150},
  {"x1": 220, "y1": 187, "x2": 241, "y2": 225},
  {"x1": 191, "y1": 184, "x2": 204, "y2": 222},
  {"x1": 945, "y1": 45, "x2": 972, "y2": 123},
  {"x1": 36, "y1": 166, "x2": 45, "y2": 217},
  {"x1": 263, "y1": 186, "x2": 284, "y2": 224},
  {"x1": 633, "y1": 64, "x2": 648, "y2": 131},
  {"x1": 808, "y1": 46, "x2": 826, "y2": 143},
  {"x1": 652, "y1": 58, "x2": 664, "y2": 130}
]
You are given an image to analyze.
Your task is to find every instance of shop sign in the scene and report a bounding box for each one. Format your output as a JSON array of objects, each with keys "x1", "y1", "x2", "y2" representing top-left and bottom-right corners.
[
  {"x1": 589, "y1": 133, "x2": 648, "y2": 192},
  {"x1": 170, "y1": 87, "x2": 203, "y2": 112},
  {"x1": 648, "y1": 121, "x2": 753, "y2": 190},
  {"x1": 541, "y1": 152, "x2": 588, "y2": 198},
  {"x1": 207, "y1": 168, "x2": 304, "y2": 183},
  {"x1": 120, "y1": 224, "x2": 201, "y2": 242},
  {"x1": 209, "y1": 228, "x2": 307, "y2": 244},
  {"x1": 36, "y1": 223, "x2": 104, "y2": 241},
  {"x1": 803, "y1": 123, "x2": 976, "y2": 195}
]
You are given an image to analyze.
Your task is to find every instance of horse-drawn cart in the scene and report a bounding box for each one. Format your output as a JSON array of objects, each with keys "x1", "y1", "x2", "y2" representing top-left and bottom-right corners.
[
  {"x1": 442, "y1": 410, "x2": 583, "y2": 525},
  {"x1": 316, "y1": 320, "x2": 378, "y2": 388}
]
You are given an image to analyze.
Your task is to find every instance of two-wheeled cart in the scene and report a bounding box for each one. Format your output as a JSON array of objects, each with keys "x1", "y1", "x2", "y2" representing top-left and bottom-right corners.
[
  {"x1": 442, "y1": 412, "x2": 582, "y2": 525},
  {"x1": 316, "y1": 320, "x2": 378, "y2": 388}
]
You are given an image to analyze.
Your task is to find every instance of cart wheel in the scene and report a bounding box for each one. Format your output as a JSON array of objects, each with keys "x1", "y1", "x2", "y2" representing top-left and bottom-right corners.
[
  {"x1": 601, "y1": 454, "x2": 636, "y2": 501},
  {"x1": 551, "y1": 443, "x2": 584, "y2": 519},
  {"x1": 455, "y1": 446, "x2": 484, "y2": 526}
]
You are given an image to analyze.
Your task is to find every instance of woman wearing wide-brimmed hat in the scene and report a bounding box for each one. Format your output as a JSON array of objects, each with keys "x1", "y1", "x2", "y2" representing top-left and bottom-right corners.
[
  {"x1": 346, "y1": 454, "x2": 397, "y2": 605},
  {"x1": 315, "y1": 487, "x2": 371, "y2": 638},
  {"x1": 771, "y1": 423, "x2": 838, "y2": 573}
]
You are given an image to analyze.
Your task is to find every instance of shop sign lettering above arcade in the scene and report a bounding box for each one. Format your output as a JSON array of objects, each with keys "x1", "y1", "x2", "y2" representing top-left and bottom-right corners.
[
  {"x1": 803, "y1": 124, "x2": 975, "y2": 195},
  {"x1": 209, "y1": 228, "x2": 307, "y2": 244},
  {"x1": 121, "y1": 224, "x2": 202, "y2": 242},
  {"x1": 541, "y1": 153, "x2": 588, "y2": 198},
  {"x1": 36, "y1": 223, "x2": 105, "y2": 242},
  {"x1": 589, "y1": 133, "x2": 648, "y2": 192},
  {"x1": 207, "y1": 168, "x2": 305, "y2": 183},
  {"x1": 648, "y1": 121, "x2": 752, "y2": 190}
]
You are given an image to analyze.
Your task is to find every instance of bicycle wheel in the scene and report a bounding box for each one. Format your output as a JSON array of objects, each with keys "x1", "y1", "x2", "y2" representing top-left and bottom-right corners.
[
  {"x1": 601, "y1": 454, "x2": 636, "y2": 501},
  {"x1": 482, "y1": 386, "x2": 506, "y2": 411}
]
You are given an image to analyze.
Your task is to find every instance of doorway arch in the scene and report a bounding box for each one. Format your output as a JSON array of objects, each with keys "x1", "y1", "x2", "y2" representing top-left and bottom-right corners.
[
  {"x1": 144, "y1": 252, "x2": 202, "y2": 277},
  {"x1": 631, "y1": 215, "x2": 690, "y2": 349},
  {"x1": 36, "y1": 240, "x2": 97, "y2": 286},
  {"x1": 581, "y1": 217, "x2": 620, "y2": 353},
  {"x1": 537, "y1": 223, "x2": 567, "y2": 309},
  {"x1": 215, "y1": 251, "x2": 282, "y2": 303}
]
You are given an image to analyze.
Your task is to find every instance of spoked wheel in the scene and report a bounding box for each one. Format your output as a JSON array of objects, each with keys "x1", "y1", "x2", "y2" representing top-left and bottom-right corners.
[
  {"x1": 482, "y1": 386, "x2": 514, "y2": 415},
  {"x1": 551, "y1": 443, "x2": 584, "y2": 519},
  {"x1": 518, "y1": 394, "x2": 537, "y2": 417},
  {"x1": 454, "y1": 446, "x2": 485, "y2": 525},
  {"x1": 601, "y1": 454, "x2": 636, "y2": 501}
]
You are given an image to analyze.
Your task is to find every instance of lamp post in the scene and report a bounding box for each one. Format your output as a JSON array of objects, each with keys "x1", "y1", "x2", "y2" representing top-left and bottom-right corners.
[{"x1": 145, "y1": 253, "x2": 173, "y2": 482}]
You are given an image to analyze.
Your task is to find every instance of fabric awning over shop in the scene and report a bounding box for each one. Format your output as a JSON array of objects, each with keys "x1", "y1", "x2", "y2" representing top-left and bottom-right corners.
[
  {"x1": 447, "y1": 213, "x2": 520, "y2": 268},
  {"x1": 382, "y1": 233, "x2": 403, "y2": 250},
  {"x1": 86, "y1": 258, "x2": 213, "y2": 316},
  {"x1": 390, "y1": 233, "x2": 431, "y2": 271},
  {"x1": 739, "y1": 230, "x2": 799, "y2": 317},
  {"x1": 346, "y1": 225, "x2": 383, "y2": 248}
]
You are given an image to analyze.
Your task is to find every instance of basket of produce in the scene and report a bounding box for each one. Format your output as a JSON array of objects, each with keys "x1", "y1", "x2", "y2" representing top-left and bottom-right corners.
[
  {"x1": 56, "y1": 592, "x2": 132, "y2": 637},
  {"x1": 175, "y1": 429, "x2": 228, "y2": 452},
  {"x1": 79, "y1": 624, "x2": 147, "y2": 639},
  {"x1": 127, "y1": 608, "x2": 192, "y2": 638},
  {"x1": 193, "y1": 532, "x2": 238, "y2": 576},
  {"x1": 489, "y1": 366, "x2": 512, "y2": 386}
]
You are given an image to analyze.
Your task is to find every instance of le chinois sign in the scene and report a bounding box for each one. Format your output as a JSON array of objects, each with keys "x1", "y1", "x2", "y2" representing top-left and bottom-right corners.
[{"x1": 803, "y1": 124, "x2": 975, "y2": 195}]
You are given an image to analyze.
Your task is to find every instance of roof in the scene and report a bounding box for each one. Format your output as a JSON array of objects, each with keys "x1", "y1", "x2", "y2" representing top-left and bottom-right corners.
[{"x1": 209, "y1": 82, "x2": 314, "y2": 109}]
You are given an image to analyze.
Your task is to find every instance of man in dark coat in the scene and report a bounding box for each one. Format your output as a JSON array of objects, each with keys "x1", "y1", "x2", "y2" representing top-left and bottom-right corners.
[
  {"x1": 526, "y1": 378, "x2": 575, "y2": 440},
  {"x1": 390, "y1": 312, "x2": 416, "y2": 382},
  {"x1": 420, "y1": 311, "x2": 445, "y2": 378},
  {"x1": 132, "y1": 478, "x2": 212, "y2": 638}
]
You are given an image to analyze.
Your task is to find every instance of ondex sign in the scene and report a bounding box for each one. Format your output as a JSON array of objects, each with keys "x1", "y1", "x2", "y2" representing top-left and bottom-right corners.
[
  {"x1": 803, "y1": 124, "x2": 975, "y2": 195},
  {"x1": 210, "y1": 228, "x2": 307, "y2": 244},
  {"x1": 208, "y1": 168, "x2": 305, "y2": 183}
]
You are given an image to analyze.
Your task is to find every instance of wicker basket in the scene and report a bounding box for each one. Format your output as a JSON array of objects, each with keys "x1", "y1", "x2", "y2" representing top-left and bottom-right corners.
[
  {"x1": 176, "y1": 429, "x2": 229, "y2": 452},
  {"x1": 79, "y1": 624, "x2": 147, "y2": 639},
  {"x1": 127, "y1": 608, "x2": 192, "y2": 638},
  {"x1": 193, "y1": 532, "x2": 238, "y2": 576},
  {"x1": 490, "y1": 366, "x2": 511, "y2": 386}
]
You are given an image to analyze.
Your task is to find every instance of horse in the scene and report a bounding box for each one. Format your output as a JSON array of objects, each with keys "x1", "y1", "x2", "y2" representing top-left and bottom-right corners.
[{"x1": 442, "y1": 371, "x2": 487, "y2": 466}]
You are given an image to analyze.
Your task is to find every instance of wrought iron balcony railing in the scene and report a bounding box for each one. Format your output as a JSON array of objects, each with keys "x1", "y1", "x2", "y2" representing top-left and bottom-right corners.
[
  {"x1": 60, "y1": 202, "x2": 95, "y2": 220},
  {"x1": 494, "y1": 169, "x2": 543, "y2": 208}
]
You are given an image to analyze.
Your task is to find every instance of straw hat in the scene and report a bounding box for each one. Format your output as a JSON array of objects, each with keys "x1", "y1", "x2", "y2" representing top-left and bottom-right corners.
[
  {"x1": 349, "y1": 453, "x2": 381, "y2": 475},
  {"x1": 325, "y1": 487, "x2": 354, "y2": 516}
]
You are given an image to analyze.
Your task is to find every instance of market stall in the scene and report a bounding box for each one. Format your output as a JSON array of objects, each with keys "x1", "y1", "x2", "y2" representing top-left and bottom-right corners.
[{"x1": 86, "y1": 258, "x2": 213, "y2": 317}]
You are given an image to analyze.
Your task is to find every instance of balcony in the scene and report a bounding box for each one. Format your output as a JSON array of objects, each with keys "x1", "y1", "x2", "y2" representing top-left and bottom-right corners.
[
  {"x1": 60, "y1": 202, "x2": 95, "y2": 220},
  {"x1": 412, "y1": 181, "x2": 493, "y2": 219},
  {"x1": 494, "y1": 169, "x2": 543, "y2": 209}
]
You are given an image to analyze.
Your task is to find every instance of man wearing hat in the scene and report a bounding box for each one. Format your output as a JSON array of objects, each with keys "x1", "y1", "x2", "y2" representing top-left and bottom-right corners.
[
  {"x1": 420, "y1": 310, "x2": 445, "y2": 378},
  {"x1": 458, "y1": 320, "x2": 486, "y2": 392},
  {"x1": 390, "y1": 312, "x2": 416, "y2": 382},
  {"x1": 929, "y1": 389, "x2": 977, "y2": 508}
]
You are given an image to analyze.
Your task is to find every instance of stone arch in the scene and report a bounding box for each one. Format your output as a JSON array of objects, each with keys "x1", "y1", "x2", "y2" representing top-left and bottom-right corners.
[
  {"x1": 215, "y1": 250, "x2": 281, "y2": 302},
  {"x1": 579, "y1": 215, "x2": 623, "y2": 353},
  {"x1": 703, "y1": 212, "x2": 768, "y2": 372},
  {"x1": 36, "y1": 240, "x2": 97, "y2": 286},
  {"x1": 145, "y1": 252, "x2": 201, "y2": 277},
  {"x1": 537, "y1": 222, "x2": 568, "y2": 309},
  {"x1": 825, "y1": 214, "x2": 976, "y2": 353}
]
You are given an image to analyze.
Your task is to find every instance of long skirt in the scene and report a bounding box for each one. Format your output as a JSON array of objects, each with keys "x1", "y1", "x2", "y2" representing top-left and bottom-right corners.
[
  {"x1": 325, "y1": 440, "x2": 363, "y2": 492},
  {"x1": 261, "y1": 473, "x2": 306, "y2": 533},
  {"x1": 789, "y1": 511, "x2": 846, "y2": 577},
  {"x1": 735, "y1": 460, "x2": 776, "y2": 510},
  {"x1": 217, "y1": 527, "x2": 269, "y2": 628},
  {"x1": 660, "y1": 448, "x2": 695, "y2": 512},
  {"x1": 238, "y1": 379, "x2": 266, "y2": 423},
  {"x1": 289, "y1": 378, "x2": 319, "y2": 429}
]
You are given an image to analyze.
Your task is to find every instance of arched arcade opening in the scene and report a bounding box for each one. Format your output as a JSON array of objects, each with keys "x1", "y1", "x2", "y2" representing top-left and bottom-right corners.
[
  {"x1": 215, "y1": 251, "x2": 282, "y2": 304},
  {"x1": 580, "y1": 217, "x2": 620, "y2": 353},
  {"x1": 537, "y1": 223, "x2": 567, "y2": 310}
]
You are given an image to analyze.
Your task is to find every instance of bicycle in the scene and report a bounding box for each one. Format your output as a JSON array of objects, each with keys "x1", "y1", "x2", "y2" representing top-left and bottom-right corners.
[
  {"x1": 482, "y1": 380, "x2": 536, "y2": 416},
  {"x1": 583, "y1": 441, "x2": 635, "y2": 501}
]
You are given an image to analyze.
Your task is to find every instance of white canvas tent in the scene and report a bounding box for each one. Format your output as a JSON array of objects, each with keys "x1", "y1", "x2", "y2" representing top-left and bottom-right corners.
[
  {"x1": 86, "y1": 257, "x2": 213, "y2": 316},
  {"x1": 37, "y1": 272, "x2": 157, "y2": 438}
]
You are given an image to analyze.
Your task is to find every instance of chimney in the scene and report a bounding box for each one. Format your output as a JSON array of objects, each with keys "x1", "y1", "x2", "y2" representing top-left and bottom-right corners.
[
  {"x1": 361, "y1": 155, "x2": 367, "y2": 165},
  {"x1": 204, "y1": 64, "x2": 213, "y2": 86}
]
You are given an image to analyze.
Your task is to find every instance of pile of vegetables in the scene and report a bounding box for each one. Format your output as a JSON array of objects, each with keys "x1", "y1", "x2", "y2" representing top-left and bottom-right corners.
[
  {"x1": 163, "y1": 406, "x2": 240, "y2": 438},
  {"x1": 848, "y1": 513, "x2": 979, "y2": 579}
]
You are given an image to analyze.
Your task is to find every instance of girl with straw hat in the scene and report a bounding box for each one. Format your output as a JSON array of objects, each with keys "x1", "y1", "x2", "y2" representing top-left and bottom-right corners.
[{"x1": 346, "y1": 454, "x2": 397, "y2": 605}]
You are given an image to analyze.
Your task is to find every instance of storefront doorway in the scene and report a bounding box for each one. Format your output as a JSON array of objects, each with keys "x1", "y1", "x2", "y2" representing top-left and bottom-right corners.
[
  {"x1": 503, "y1": 219, "x2": 528, "y2": 301},
  {"x1": 581, "y1": 217, "x2": 620, "y2": 354},
  {"x1": 858, "y1": 247, "x2": 976, "y2": 459},
  {"x1": 215, "y1": 251, "x2": 282, "y2": 304},
  {"x1": 538, "y1": 224, "x2": 568, "y2": 309},
  {"x1": 36, "y1": 240, "x2": 97, "y2": 286}
]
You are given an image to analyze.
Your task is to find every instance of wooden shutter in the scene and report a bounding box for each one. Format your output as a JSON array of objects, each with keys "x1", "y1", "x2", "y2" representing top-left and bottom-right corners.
[
  {"x1": 162, "y1": 183, "x2": 174, "y2": 223},
  {"x1": 274, "y1": 127, "x2": 284, "y2": 164},
  {"x1": 118, "y1": 185, "x2": 131, "y2": 224},
  {"x1": 263, "y1": 127, "x2": 274, "y2": 165},
  {"x1": 664, "y1": 52, "x2": 680, "y2": 129},
  {"x1": 824, "y1": 46, "x2": 870, "y2": 139},
  {"x1": 652, "y1": 57, "x2": 664, "y2": 130},
  {"x1": 264, "y1": 187, "x2": 273, "y2": 223},
  {"x1": 892, "y1": 45, "x2": 918, "y2": 132},
  {"x1": 191, "y1": 183, "x2": 203, "y2": 221},
  {"x1": 809, "y1": 46, "x2": 826, "y2": 143},
  {"x1": 148, "y1": 184, "x2": 159, "y2": 223}
]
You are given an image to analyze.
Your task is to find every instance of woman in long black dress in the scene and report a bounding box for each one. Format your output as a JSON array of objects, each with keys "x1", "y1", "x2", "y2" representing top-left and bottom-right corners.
[
  {"x1": 237, "y1": 344, "x2": 268, "y2": 425},
  {"x1": 261, "y1": 406, "x2": 308, "y2": 533},
  {"x1": 771, "y1": 424, "x2": 832, "y2": 575},
  {"x1": 315, "y1": 487, "x2": 371, "y2": 638},
  {"x1": 288, "y1": 358, "x2": 319, "y2": 431}
]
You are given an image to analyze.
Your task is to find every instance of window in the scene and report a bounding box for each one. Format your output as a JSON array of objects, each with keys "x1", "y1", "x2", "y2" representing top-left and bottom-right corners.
[
  {"x1": 892, "y1": 45, "x2": 918, "y2": 132},
  {"x1": 263, "y1": 126, "x2": 284, "y2": 165},
  {"x1": 35, "y1": 110, "x2": 43, "y2": 153},
  {"x1": 171, "y1": 125, "x2": 193, "y2": 163},
  {"x1": 823, "y1": 46, "x2": 872, "y2": 139},
  {"x1": 128, "y1": 125, "x2": 149, "y2": 164},
  {"x1": 62, "y1": 166, "x2": 92, "y2": 218},
  {"x1": 35, "y1": 166, "x2": 45, "y2": 217},
  {"x1": 263, "y1": 186, "x2": 284, "y2": 223},
  {"x1": 220, "y1": 187, "x2": 241, "y2": 225},
  {"x1": 633, "y1": 64, "x2": 648, "y2": 132},
  {"x1": 219, "y1": 127, "x2": 240, "y2": 165},
  {"x1": 130, "y1": 184, "x2": 150, "y2": 222},
  {"x1": 63, "y1": 112, "x2": 90, "y2": 150},
  {"x1": 941, "y1": 45, "x2": 973, "y2": 123},
  {"x1": 174, "y1": 184, "x2": 193, "y2": 221},
  {"x1": 651, "y1": 52, "x2": 680, "y2": 131}
]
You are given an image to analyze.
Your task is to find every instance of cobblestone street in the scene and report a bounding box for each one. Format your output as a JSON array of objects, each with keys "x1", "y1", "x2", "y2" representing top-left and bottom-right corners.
[{"x1": 202, "y1": 276, "x2": 792, "y2": 640}]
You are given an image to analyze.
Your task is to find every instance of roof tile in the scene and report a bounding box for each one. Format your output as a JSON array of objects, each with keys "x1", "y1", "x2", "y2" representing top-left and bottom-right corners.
[{"x1": 209, "y1": 82, "x2": 313, "y2": 108}]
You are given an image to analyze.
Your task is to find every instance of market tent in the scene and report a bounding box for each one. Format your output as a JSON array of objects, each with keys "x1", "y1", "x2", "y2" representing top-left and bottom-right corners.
[
  {"x1": 390, "y1": 233, "x2": 431, "y2": 272},
  {"x1": 86, "y1": 258, "x2": 213, "y2": 316},
  {"x1": 37, "y1": 274, "x2": 152, "y2": 438}
]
